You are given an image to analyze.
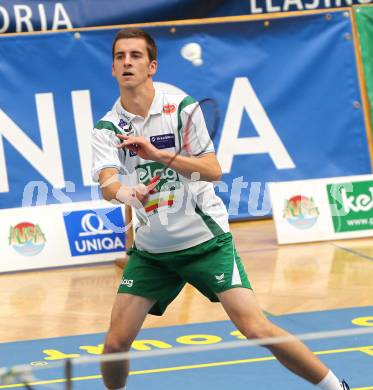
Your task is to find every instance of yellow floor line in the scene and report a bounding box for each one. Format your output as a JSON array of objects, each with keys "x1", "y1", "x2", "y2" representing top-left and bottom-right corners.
[{"x1": 0, "y1": 344, "x2": 372, "y2": 388}]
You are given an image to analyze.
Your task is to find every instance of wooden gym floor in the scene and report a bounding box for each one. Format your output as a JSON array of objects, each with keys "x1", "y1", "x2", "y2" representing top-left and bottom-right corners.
[{"x1": 0, "y1": 219, "x2": 372, "y2": 343}]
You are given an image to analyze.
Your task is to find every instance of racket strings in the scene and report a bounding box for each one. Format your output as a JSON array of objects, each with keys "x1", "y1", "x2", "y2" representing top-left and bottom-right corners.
[{"x1": 146, "y1": 98, "x2": 220, "y2": 190}]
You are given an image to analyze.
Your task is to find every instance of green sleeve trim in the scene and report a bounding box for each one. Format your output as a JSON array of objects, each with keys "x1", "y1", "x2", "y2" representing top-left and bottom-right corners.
[
  {"x1": 177, "y1": 96, "x2": 196, "y2": 147},
  {"x1": 195, "y1": 205, "x2": 224, "y2": 237},
  {"x1": 95, "y1": 120, "x2": 121, "y2": 134}
]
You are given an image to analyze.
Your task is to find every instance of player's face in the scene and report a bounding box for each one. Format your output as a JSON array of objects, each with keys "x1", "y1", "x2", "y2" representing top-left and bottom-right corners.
[{"x1": 112, "y1": 38, "x2": 157, "y2": 89}]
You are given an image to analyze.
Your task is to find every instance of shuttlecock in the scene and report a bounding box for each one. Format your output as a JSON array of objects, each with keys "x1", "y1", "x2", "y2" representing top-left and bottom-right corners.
[{"x1": 181, "y1": 42, "x2": 203, "y2": 66}]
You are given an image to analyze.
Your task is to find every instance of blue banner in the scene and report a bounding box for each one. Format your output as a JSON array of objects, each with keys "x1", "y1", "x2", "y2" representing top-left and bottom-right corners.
[
  {"x1": 0, "y1": 0, "x2": 227, "y2": 33},
  {"x1": 0, "y1": 11, "x2": 371, "y2": 219},
  {"x1": 1, "y1": 1, "x2": 373, "y2": 34}
]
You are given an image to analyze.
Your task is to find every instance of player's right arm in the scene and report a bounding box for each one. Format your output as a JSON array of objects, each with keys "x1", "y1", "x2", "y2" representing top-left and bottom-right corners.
[
  {"x1": 98, "y1": 167, "x2": 149, "y2": 207},
  {"x1": 91, "y1": 121, "x2": 149, "y2": 207}
]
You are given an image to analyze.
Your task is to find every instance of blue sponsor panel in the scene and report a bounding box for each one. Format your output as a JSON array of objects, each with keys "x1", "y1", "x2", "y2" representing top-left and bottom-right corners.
[
  {"x1": 63, "y1": 207, "x2": 125, "y2": 256},
  {"x1": 0, "y1": 1, "x2": 371, "y2": 34},
  {"x1": 0, "y1": 12, "x2": 371, "y2": 220},
  {"x1": 210, "y1": 0, "x2": 373, "y2": 16},
  {"x1": 0, "y1": 0, "x2": 237, "y2": 34}
]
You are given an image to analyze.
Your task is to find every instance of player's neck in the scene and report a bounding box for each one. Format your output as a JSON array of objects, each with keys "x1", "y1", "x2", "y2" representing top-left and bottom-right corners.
[{"x1": 120, "y1": 83, "x2": 155, "y2": 118}]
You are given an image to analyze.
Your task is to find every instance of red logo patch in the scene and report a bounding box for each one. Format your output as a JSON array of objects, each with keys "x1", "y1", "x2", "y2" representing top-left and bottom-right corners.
[{"x1": 163, "y1": 104, "x2": 176, "y2": 114}]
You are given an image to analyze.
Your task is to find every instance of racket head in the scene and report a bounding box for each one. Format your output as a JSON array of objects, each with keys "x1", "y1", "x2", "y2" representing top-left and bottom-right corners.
[
  {"x1": 181, "y1": 97, "x2": 220, "y2": 158},
  {"x1": 146, "y1": 97, "x2": 220, "y2": 191}
]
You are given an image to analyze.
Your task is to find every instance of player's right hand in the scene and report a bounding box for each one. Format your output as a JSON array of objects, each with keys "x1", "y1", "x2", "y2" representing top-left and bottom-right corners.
[{"x1": 116, "y1": 183, "x2": 149, "y2": 208}]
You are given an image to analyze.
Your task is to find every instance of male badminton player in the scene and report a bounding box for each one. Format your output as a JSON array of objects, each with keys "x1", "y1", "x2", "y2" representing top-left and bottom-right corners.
[{"x1": 91, "y1": 27, "x2": 350, "y2": 390}]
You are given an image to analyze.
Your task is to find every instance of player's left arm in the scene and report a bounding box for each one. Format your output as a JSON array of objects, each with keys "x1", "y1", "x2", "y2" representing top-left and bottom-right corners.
[
  {"x1": 165, "y1": 101, "x2": 221, "y2": 181},
  {"x1": 158, "y1": 151, "x2": 222, "y2": 182}
]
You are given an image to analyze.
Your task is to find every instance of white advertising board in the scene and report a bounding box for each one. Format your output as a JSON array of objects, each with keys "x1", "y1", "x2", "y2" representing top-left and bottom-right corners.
[
  {"x1": 269, "y1": 174, "x2": 373, "y2": 244},
  {"x1": 0, "y1": 200, "x2": 128, "y2": 273}
]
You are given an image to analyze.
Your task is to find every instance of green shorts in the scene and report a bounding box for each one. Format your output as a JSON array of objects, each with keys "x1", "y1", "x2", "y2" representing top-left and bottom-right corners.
[{"x1": 118, "y1": 232, "x2": 251, "y2": 315}]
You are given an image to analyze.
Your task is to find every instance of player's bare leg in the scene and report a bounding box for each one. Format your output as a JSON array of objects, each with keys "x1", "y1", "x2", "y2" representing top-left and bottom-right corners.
[
  {"x1": 101, "y1": 294, "x2": 155, "y2": 389},
  {"x1": 218, "y1": 288, "x2": 345, "y2": 389}
]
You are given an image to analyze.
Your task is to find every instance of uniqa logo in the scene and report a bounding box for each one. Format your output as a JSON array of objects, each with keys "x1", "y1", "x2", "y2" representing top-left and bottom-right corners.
[
  {"x1": 8, "y1": 222, "x2": 46, "y2": 256},
  {"x1": 74, "y1": 213, "x2": 124, "y2": 253},
  {"x1": 283, "y1": 195, "x2": 319, "y2": 230}
]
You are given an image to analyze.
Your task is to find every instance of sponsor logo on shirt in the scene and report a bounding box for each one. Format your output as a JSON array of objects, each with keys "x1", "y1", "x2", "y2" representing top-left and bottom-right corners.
[
  {"x1": 150, "y1": 133, "x2": 176, "y2": 149},
  {"x1": 118, "y1": 119, "x2": 133, "y2": 134},
  {"x1": 118, "y1": 119, "x2": 128, "y2": 129},
  {"x1": 135, "y1": 162, "x2": 181, "y2": 215},
  {"x1": 136, "y1": 162, "x2": 179, "y2": 189},
  {"x1": 163, "y1": 104, "x2": 176, "y2": 114}
]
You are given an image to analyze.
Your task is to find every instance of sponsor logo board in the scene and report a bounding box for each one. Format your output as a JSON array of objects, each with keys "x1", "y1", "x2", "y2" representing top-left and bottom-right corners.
[
  {"x1": 283, "y1": 195, "x2": 319, "y2": 230},
  {"x1": 63, "y1": 207, "x2": 125, "y2": 257},
  {"x1": 327, "y1": 180, "x2": 373, "y2": 233},
  {"x1": 8, "y1": 222, "x2": 46, "y2": 256},
  {"x1": 270, "y1": 175, "x2": 373, "y2": 244}
]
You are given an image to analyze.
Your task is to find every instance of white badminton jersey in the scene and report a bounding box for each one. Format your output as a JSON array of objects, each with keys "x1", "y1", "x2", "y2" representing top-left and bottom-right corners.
[{"x1": 91, "y1": 91, "x2": 229, "y2": 253}]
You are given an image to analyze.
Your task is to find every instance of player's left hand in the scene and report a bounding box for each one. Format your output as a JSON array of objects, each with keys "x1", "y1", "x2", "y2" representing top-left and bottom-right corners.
[{"x1": 116, "y1": 134, "x2": 161, "y2": 161}]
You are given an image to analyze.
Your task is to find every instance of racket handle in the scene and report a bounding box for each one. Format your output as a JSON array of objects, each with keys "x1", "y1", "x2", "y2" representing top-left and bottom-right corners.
[{"x1": 147, "y1": 175, "x2": 161, "y2": 193}]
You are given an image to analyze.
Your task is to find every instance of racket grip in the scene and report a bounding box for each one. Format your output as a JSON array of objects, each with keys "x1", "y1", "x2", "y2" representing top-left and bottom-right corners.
[{"x1": 147, "y1": 175, "x2": 161, "y2": 193}]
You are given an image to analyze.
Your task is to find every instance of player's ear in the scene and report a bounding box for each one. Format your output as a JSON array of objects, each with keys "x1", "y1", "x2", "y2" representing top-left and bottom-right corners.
[
  {"x1": 148, "y1": 60, "x2": 157, "y2": 77},
  {"x1": 112, "y1": 62, "x2": 115, "y2": 77}
]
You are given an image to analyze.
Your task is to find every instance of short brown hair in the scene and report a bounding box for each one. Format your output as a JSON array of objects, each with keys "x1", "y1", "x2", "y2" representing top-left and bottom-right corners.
[{"x1": 112, "y1": 28, "x2": 157, "y2": 61}]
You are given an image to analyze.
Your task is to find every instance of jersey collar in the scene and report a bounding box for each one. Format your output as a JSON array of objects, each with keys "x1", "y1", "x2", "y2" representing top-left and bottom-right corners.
[
  {"x1": 114, "y1": 91, "x2": 163, "y2": 121},
  {"x1": 148, "y1": 91, "x2": 163, "y2": 116},
  {"x1": 114, "y1": 99, "x2": 136, "y2": 123}
]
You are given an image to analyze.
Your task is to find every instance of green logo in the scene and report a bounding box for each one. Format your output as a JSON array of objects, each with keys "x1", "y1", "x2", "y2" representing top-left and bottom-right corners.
[
  {"x1": 135, "y1": 162, "x2": 180, "y2": 192},
  {"x1": 327, "y1": 180, "x2": 373, "y2": 233}
]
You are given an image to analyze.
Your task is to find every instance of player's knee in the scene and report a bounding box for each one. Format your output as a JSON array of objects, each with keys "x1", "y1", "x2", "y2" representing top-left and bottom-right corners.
[
  {"x1": 104, "y1": 333, "x2": 133, "y2": 354},
  {"x1": 239, "y1": 319, "x2": 275, "y2": 340}
]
